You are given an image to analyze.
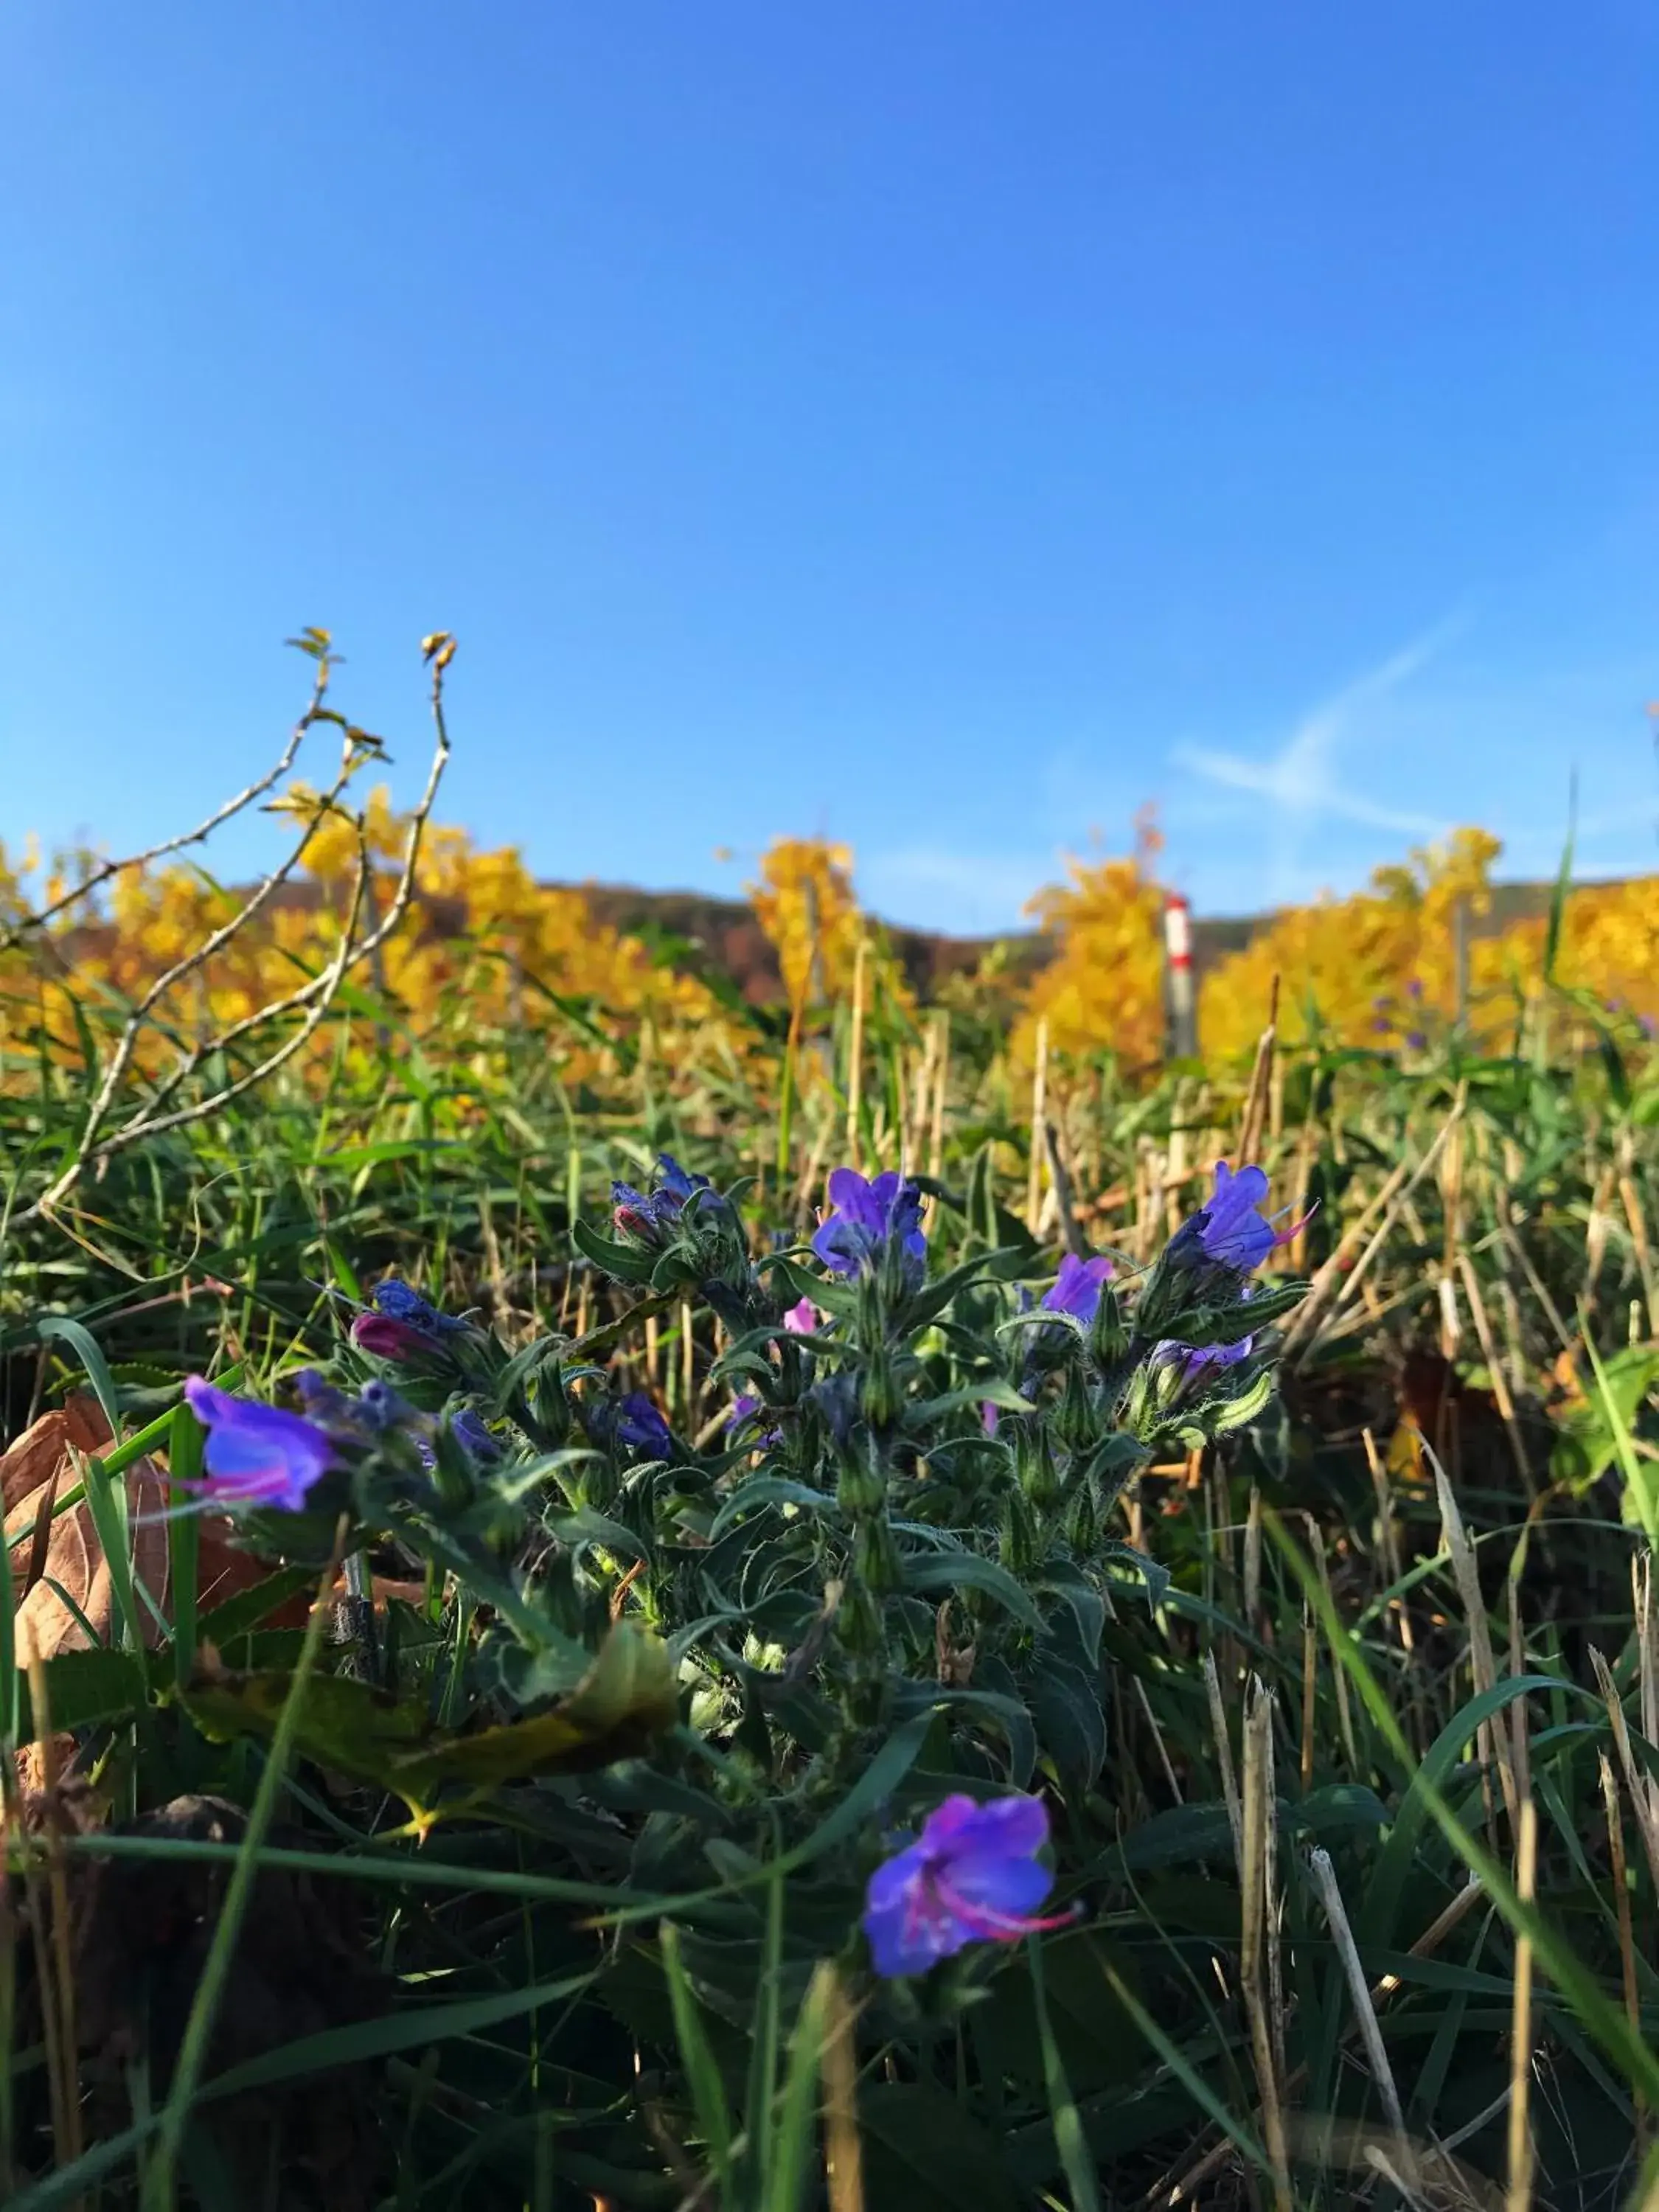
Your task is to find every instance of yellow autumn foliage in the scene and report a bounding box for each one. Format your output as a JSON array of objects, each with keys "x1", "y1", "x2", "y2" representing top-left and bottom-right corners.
[
  {"x1": 746, "y1": 835, "x2": 914, "y2": 1020},
  {"x1": 1013, "y1": 813, "x2": 1166, "y2": 1071},
  {"x1": 1199, "y1": 828, "x2": 1659, "y2": 1057}
]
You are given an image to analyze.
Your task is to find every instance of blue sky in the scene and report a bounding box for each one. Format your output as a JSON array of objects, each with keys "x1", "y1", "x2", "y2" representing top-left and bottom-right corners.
[{"x1": 3, "y1": 4, "x2": 1655, "y2": 933}]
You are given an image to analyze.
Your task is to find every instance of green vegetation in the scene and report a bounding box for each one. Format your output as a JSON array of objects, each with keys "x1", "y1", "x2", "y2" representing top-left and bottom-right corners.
[{"x1": 5, "y1": 797, "x2": 1659, "y2": 2212}]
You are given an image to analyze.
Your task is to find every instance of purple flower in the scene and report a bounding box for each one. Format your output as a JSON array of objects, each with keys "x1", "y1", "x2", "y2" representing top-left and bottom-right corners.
[
  {"x1": 811, "y1": 1169, "x2": 927, "y2": 1281},
  {"x1": 372, "y1": 1278, "x2": 467, "y2": 1335},
  {"x1": 451, "y1": 1406, "x2": 500, "y2": 1463},
  {"x1": 291, "y1": 1368, "x2": 362, "y2": 1436},
  {"x1": 1153, "y1": 1334, "x2": 1255, "y2": 1385},
  {"x1": 1406, "y1": 1029, "x2": 1427, "y2": 1051},
  {"x1": 351, "y1": 1278, "x2": 465, "y2": 1362},
  {"x1": 783, "y1": 1296, "x2": 819, "y2": 1335},
  {"x1": 726, "y1": 1394, "x2": 782, "y2": 1447},
  {"x1": 1406, "y1": 977, "x2": 1424, "y2": 1001},
  {"x1": 1042, "y1": 1253, "x2": 1113, "y2": 1324},
  {"x1": 1642, "y1": 1015, "x2": 1658, "y2": 1041},
  {"x1": 611, "y1": 1154, "x2": 712, "y2": 1246},
  {"x1": 862, "y1": 1794, "x2": 1069, "y2": 1978},
  {"x1": 351, "y1": 1312, "x2": 439, "y2": 1362},
  {"x1": 981, "y1": 1401, "x2": 1000, "y2": 1437},
  {"x1": 182, "y1": 1378, "x2": 336, "y2": 1513},
  {"x1": 1172, "y1": 1163, "x2": 1289, "y2": 1279},
  {"x1": 614, "y1": 1391, "x2": 674, "y2": 1458}
]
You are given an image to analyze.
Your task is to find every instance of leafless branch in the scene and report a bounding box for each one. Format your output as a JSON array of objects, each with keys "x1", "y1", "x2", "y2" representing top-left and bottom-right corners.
[
  {"x1": 9, "y1": 633, "x2": 454, "y2": 1228},
  {"x1": 0, "y1": 641, "x2": 347, "y2": 952}
]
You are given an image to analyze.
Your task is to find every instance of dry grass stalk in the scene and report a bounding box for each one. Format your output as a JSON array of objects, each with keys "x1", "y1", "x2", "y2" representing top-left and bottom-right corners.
[
  {"x1": 1585, "y1": 1160, "x2": 1618, "y2": 1310},
  {"x1": 1506, "y1": 1801, "x2": 1537, "y2": 2212},
  {"x1": 1300, "y1": 1598, "x2": 1318, "y2": 1791},
  {"x1": 1134, "y1": 1677, "x2": 1184, "y2": 1804},
  {"x1": 1244, "y1": 1485, "x2": 1264, "y2": 1644},
  {"x1": 15, "y1": 1621, "x2": 83, "y2": 2193},
  {"x1": 1458, "y1": 1252, "x2": 1535, "y2": 1497},
  {"x1": 1308, "y1": 1847, "x2": 1411, "y2": 2171},
  {"x1": 1590, "y1": 1641, "x2": 1659, "y2": 1896},
  {"x1": 1238, "y1": 1677, "x2": 1293, "y2": 2211},
  {"x1": 1636, "y1": 1554, "x2": 1659, "y2": 1823},
  {"x1": 1203, "y1": 1650, "x2": 1244, "y2": 1863},
  {"x1": 1236, "y1": 975, "x2": 1279, "y2": 1170},
  {"x1": 821, "y1": 1965, "x2": 865, "y2": 2212},
  {"x1": 1598, "y1": 1753, "x2": 1641, "y2": 2102},
  {"x1": 1440, "y1": 1112, "x2": 1466, "y2": 1358},
  {"x1": 1618, "y1": 1153, "x2": 1659, "y2": 1338},
  {"x1": 1026, "y1": 1015, "x2": 1049, "y2": 1234},
  {"x1": 926, "y1": 1011, "x2": 949, "y2": 1181},
  {"x1": 1432, "y1": 1452, "x2": 1520, "y2": 1830},
  {"x1": 1303, "y1": 1516, "x2": 1357, "y2": 1772},
  {"x1": 845, "y1": 937, "x2": 869, "y2": 1169},
  {"x1": 681, "y1": 1298, "x2": 695, "y2": 1420},
  {"x1": 1043, "y1": 1119, "x2": 1089, "y2": 1259},
  {"x1": 1149, "y1": 1874, "x2": 1486, "y2": 2208},
  {"x1": 1287, "y1": 1112, "x2": 1318, "y2": 1272},
  {"x1": 1506, "y1": 1578, "x2": 1532, "y2": 1809},
  {"x1": 1283, "y1": 1093, "x2": 1466, "y2": 1365}
]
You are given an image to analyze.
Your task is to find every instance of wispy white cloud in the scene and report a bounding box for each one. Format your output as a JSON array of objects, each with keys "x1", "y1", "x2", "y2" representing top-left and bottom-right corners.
[{"x1": 1171, "y1": 618, "x2": 1466, "y2": 899}]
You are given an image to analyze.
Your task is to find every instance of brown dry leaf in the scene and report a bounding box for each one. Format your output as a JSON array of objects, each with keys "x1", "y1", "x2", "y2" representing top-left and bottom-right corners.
[
  {"x1": 2, "y1": 1397, "x2": 427, "y2": 1792},
  {"x1": 3, "y1": 1397, "x2": 171, "y2": 1660}
]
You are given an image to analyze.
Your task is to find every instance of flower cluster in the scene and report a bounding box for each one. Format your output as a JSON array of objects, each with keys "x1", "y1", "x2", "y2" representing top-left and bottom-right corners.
[
  {"x1": 811, "y1": 1167, "x2": 927, "y2": 1284},
  {"x1": 611, "y1": 1155, "x2": 712, "y2": 1249},
  {"x1": 863, "y1": 1792, "x2": 1069, "y2": 1977},
  {"x1": 181, "y1": 1378, "x2": 338, "y2": 1513},
  {"x1": 350, "y1": 1277, "x2": 470, "y2": 1362}
]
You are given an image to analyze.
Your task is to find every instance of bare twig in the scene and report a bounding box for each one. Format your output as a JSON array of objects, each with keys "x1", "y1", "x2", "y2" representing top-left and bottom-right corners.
[
  {"x1": 0, "y1": 641, "x2": 341, "y2": 951},
  {"x1": 13, "y1": 634, "x2": 454, "y2": 1225}
]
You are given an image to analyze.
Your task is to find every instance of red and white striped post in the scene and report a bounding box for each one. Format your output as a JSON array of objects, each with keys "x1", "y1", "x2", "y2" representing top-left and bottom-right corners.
[{"x1": 1164, "y1": 892, "x2": 1197, "y2": 1060}]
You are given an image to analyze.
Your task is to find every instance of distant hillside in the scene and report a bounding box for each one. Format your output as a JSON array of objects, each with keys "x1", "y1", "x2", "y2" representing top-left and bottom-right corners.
[{"x1": 574, "y1": 873, "x2": 1614, "y2": 1006}]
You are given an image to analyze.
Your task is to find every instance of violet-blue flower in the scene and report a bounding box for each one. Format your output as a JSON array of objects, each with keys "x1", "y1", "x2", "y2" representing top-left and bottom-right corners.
[
  {"x1": 1170, "y1": 1162, "x2": 1301, "y2": 1280},
  {"x1": 182, "y1": 1377, "x2": 336, "y2": 1513},
  {"x1": 1041, "y1": 1253, "x2": 1112, "y2": 1324},
  {"x1": 862, "y1": 1793, "x2": 1069, "y2": 1978},
  {"x1": 611, "y1": 1154, "x2": 712, "y2": 1245},
  {"x1": 451, "y1": 1406, "x2": 501, "y2": 1462},
  {"x1": 811, "y1": 1168, "x2": 927, "y2": 1281},
  {"x1": 351, "y1": 1277, "x2": 465, "y2": 1362},
  {"x1": 614, "y1": 1391, "x2": 674, "y2": 1458},
  {"x1": 372, "y1": 1278, "x2": 467, "y2": 1335},
  {"x1": 1153, "y1": 1334, "x2": 1255, "y2": 1385},
  {"x1": 726, "y1": 1394, "x2": 782, "y2": 1447}
]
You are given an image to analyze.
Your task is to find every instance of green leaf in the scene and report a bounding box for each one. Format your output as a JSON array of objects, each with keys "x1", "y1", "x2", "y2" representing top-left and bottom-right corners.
[
  {"x1": 1543, "y1": 785, "x2": 1576, "y2": 986},
  {"x1": 182, "y1": 1623, "x2": 679, "y2": 1826},
  {"x1": 1029, "y1": 1938, "x2": 1103, "y2": 2212},
  {"x1": 902, "y1": 1548, "x2": 1043, "y2": 1632},
  {"x1": 1027, "y1": 1655, "x2": 1107, "y2": 1788},
  {"x1": 1099, "y1": 1539, "x2": 1170, "y2": 1611},
  {"x1": 858, "y1": 2081, "x2": 1022, "y2": 2212},
  {"x1": 1359, "y1": 1672, "x2": 1571, "y2": 1950},
  {"x1": 1553, "y1": 1344, "x2": 1659, "y2": 1496},
  {"x1": 709, "y1": 1477, "x2": 836, "y2": 1540},
  {"x1": 196, "y1": 1563, "x2": 317, "y2": 1647},
  {"x1": 571, "y1": 1217, "x2": 658, "y2": 1285},
  {"x1": 18, "y1": 1646, "x2": 145, "y2": 1741},
  {"x1": 35, "y1": 1315, "x2": 125, "y2": 1447}
]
